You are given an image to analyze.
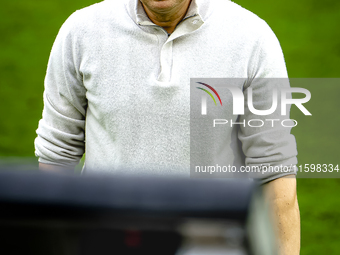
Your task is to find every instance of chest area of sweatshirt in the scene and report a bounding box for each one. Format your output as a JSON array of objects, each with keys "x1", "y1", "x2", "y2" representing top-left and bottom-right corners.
[
  {"x1": 78, "y1": 25, "x2": 252, "y2": 123},
  {"x1": 78, "y1": 22, "x2": 254, "y2": 85}
]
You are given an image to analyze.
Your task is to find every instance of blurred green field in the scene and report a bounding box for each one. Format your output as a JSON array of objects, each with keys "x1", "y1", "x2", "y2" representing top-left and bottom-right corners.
[{"x1": 0, "y1": 0, "x2": 339, "y2": 254}]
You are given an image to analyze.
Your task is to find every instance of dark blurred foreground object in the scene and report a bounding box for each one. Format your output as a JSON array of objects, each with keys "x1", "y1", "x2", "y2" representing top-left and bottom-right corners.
[{"x1": 0, "y1": 170, "x2": 277, "y2": 255}]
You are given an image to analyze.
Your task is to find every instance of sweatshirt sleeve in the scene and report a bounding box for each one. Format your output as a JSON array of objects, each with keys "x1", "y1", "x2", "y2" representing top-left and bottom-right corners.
[
  {"x1": 34, "y1": 12, "x2": 87, "y2": 168},
  {"x1": 238, "y1": 21, "x2": 298, "y2": 183}
]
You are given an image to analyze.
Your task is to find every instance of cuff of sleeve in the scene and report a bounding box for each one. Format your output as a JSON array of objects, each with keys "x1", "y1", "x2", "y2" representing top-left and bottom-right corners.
[{"x1": 253, "y1": 165, "x2": 298, "y2": 185}]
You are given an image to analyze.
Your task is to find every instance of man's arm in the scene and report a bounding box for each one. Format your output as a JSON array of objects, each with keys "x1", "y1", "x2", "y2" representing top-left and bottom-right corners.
[
  {"x1": 39, "y1": 163, "x2": 73, "y2": 173},
  {"x1": 263, "y1": 175, "x2": 300, "y2": 255},
  {"x1": 34, "y1": 12, "x2": 86, "y2": 167}
]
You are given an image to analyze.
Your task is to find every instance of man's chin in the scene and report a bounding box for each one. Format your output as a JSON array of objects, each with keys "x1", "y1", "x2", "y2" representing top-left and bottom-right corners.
[{"x1": 141, "y1": 0, "x2": 180, "y2": 12}]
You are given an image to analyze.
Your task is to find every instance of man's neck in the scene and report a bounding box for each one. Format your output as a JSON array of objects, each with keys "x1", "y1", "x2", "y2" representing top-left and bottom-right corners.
[{"x1": 140, "y1": 0, "x2": 192, "y2": 34}]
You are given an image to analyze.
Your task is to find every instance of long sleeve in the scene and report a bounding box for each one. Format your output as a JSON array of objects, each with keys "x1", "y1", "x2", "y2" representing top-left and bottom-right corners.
[
  {"x1": 35, "y1": 12, "x2": 87, "y2": 168},
  {"x1": 239, "y1": 21, "x2": 298, "y2": 183}
]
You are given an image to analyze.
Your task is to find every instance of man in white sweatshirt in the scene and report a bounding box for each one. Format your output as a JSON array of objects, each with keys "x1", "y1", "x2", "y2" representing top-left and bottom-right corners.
[{"x1": 35, "y1": 0, "x2": 300, "y2": 253}]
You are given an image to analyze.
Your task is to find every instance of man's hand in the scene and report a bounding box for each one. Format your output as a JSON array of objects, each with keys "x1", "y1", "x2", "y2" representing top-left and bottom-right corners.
[{"x1": 263, "y1": 175, "x2": 300, "y2": 255}]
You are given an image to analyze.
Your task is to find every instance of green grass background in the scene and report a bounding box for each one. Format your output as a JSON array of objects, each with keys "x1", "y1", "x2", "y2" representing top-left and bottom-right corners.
[{"x1": 0, "y1": 0, "x2": 339, "y2": 254}]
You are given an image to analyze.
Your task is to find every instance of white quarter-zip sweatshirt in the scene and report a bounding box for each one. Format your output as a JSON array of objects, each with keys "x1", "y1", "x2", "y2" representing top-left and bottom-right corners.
[{"x1": 35, "y1": 0, "x2": 298, "y2": 181}]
